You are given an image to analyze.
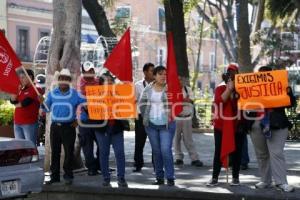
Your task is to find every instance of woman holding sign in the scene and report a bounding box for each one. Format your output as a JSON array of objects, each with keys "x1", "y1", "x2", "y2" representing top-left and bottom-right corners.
[
  {"x1": 139, "y1": 66, "x2": 176, "y2": 186},
  {"x1": 94, "y1": 72, "x2": 129, "y2": 188},
  {"x1": 249, "y1": 66, "x2": 296, "y2": 192}
]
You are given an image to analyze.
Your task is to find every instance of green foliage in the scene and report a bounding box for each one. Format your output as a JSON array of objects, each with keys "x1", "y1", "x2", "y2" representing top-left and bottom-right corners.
[
  {"x1": 111, "y1": 18, "x2": 129, "y2": 36},
  {"x1": 183, "y1": 0, "x2": 201, "y2": 14},
  {"x1": 266, "y1": 0, "x2": 299, "y2": 24},
  {"x1": 0, "y1": 100, "x2": 14, "y2": 126},
  {"x1": 99, "y1": 0, "x2": 116, "y2": 8},
  {"x1": 266, "y1": 0, "x2": 296, "y2": 20}
]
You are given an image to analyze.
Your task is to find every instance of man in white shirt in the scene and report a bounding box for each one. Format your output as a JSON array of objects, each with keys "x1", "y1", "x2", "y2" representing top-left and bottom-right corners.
[
  {"x1": 133, "y1": 63, "x2": 154, "y2": 172},
  {"x1": 174, "y1": 77, "x2": 203, "y2": 167}
]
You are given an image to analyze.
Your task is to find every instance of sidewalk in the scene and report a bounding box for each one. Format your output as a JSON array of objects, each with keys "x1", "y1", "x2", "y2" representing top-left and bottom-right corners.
[{"x1": 31, "y1": 131, "x2": 300, "y2": 200}]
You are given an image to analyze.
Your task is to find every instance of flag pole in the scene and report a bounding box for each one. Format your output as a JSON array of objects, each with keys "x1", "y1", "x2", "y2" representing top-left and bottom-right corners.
[
  {"x1": 226, "y1": 156, "x2": 229, "y2": 184},
  {"x1": 20, "y1": 66, "x2": 49, "y2": 111}
]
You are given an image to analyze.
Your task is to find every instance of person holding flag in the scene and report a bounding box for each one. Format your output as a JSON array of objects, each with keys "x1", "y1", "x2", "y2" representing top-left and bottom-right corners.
[
  {"x1": 139, "y1": 66, "x2": 177, "y2": 186},
  {"x1": 138, "y1": 32, "x2": 183, "y2": 187},
  {"x1": 0, "y1": 31, "x2": 43, "y2": 145},
  {"x1": 207, "y1": 63, "x2": 245, "y2": 186},
  {"x1": 10, "y1": 69, "x2": 41, "y2": 146}
]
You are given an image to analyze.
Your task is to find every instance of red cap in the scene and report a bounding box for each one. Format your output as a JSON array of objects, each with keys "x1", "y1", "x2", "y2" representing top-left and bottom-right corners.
[{"x1": 227, "y1": 63, "x2": 239, "y2": 72}]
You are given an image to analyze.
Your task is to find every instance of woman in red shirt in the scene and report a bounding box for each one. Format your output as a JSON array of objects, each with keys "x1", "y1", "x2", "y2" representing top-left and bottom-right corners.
[
  {"x1": 10, "y1": 69, "x2": 40, "y2": 146},
  {"x1": 207, "y1": 64, "x2": 246, "y2": 186}
]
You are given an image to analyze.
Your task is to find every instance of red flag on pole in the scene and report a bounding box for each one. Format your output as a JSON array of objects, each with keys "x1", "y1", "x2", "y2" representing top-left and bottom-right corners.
[
  {"x1": 104, "y1": 28, "x2": 132, "y2": 82},
  {"x1": 166, "y1": 32, "x2": 183, "y2": 119},
  {"x1": 0, "y1": 31, "x2": 21, "y2": 94},
  {"x1": 220, "y1": 103, "x2": 236, "y2": 168}
]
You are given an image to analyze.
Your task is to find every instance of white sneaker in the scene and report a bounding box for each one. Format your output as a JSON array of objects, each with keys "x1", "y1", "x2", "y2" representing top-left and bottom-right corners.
[
  {"x1": 276, "y1": 184, "x2": 295, "y2": 192},
  {"x1": 255, "y1": 182, "x2": 271, "y2": 189}
]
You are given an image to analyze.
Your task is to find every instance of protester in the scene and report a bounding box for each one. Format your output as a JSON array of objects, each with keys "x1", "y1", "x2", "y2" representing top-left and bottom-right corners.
[
  {"x1": 94, "y1": 72, "x2": 128, "y2": 188},
  {"x1": 10, "y1": 69, "x2": 41, "y2": 146},
  {"x1": 207, "y1": 63, "x2": 246, "y2": 186},
  {"x1": 133, "y1": 62, "x2": 154, "y2": 172},
  {"x1": 78, "y1": 61, "x2": 100, "y2": 176},
  {"x1": 174, "y1": 77, "x2": 203, "y2": 167},
  {"x1": 139, "y1": 66, "x2": 176, "y2": 186},
  {"x1": 249, "y1": 65, "x2": 296, "y2": 192},
  {"x1": 241, "y1": 136, "x2": 250, "y2": 170},
  {"x1": 43, "y1": 68, "x2": 84, "y2": 185}
]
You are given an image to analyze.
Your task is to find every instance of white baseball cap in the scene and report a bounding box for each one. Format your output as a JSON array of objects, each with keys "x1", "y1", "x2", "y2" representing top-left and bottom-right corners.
[
  {"x1": 82, "y1": 61, "x2": 95, "y2": 72},
  {"x1": 58, "y1": 68, "x2": 71, "y2": 77}
]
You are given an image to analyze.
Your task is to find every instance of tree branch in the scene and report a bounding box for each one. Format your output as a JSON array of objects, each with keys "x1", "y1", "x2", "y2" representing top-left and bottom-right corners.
[
  {"x1": 196, "y1": 4, "x2": 234, "y2": 62},
  {"x1": 252, "y1": 0, "x2": 265, "y2": 34},
  {"x1": 82, "y1": 0, "x2": 116, "y2": 37}
]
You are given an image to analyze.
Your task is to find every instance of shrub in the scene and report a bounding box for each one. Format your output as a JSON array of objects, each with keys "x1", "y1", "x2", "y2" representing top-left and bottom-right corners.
[{"x1": 0, "y1": 100, "x2": 14, "y2": 126}]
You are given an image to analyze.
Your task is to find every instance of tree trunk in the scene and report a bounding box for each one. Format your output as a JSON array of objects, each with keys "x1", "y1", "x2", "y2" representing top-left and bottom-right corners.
[
  {"x1": 236, "y1": 0, "x2": 253, "y2": 73},
  {"x1": 164, "y1": 0, "x2": 189, "y2": 79},
  {"x1": 82, "y1": 0, "x2": 116, "y2": 38},
  {"x1": 44, "y1": 0, "x2": 83, "y2": 172}
]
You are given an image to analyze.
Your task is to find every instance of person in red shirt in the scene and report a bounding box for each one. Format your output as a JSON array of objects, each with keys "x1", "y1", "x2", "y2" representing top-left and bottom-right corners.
[
  {"x1": 10, "y1": 69, "x2": 41, "y2": 146},
  {"x1": 207, "y1": 63, "x2": 246, "y2": 186},
  {"x1": 78, "y1": 61, "x2": 100, "y2": 176}
]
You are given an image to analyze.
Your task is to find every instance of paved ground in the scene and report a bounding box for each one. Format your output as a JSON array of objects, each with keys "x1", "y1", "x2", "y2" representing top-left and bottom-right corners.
[{"x1": 32, "y1": 131, "x2": 300, "y2": 200}]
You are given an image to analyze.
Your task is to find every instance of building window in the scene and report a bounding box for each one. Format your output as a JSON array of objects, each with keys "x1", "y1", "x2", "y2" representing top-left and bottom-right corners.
[
  {"x1": 209, "y1": 52, "x2": 215, "y2": 71},
  {"x1": 39, "y1": 30, "x2": 50, "y2": 39},
  {"x1": 17, "y1": 27, "x2": 30, "y2": 61},
  {"x1": 158, "y1": 8, "x2": 165, "y2": 32},
  {"x1": 115, "y1": 6, "x2": 131, "y2": 19},
  {"x1": 157, "y1": 47, "x2": 166, "y2": 66}
]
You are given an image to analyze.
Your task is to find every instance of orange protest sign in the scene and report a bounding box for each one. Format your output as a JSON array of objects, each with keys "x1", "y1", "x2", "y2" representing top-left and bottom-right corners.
[
  {"x1": 235, "y1": 70, "x2": 290, "y2": 110},
  {"x1": 86, "y1": 83, "x2": 137, "y2": 120}
]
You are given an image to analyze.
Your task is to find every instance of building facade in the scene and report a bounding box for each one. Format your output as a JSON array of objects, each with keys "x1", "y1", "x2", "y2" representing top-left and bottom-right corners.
[
  {"x1": 0, "y1": 0, "x2": 227, "y2": 92},
  {"x1": 1, "y1": 0, "x2": 53, "y2": 67}
]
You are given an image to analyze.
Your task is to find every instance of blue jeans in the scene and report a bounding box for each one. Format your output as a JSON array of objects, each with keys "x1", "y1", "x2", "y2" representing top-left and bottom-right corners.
[
  {"x1": 95, "y1": 127, "x2": 125, "y2": 181},
  {"x1": 145, "y1": 121, "x2": 176, "y2": 180},
  {"x1": 79, "y1": 126, "x2": 99, "y2": 172},
  {"x1": 14, "y1": 122, "x2": 38, "y2": 146}
]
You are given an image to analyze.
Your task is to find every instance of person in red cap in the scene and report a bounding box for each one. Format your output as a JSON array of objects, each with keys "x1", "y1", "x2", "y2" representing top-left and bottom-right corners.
[{"x1": 207, "y1": 63, "x2": 247, "y2": 186}]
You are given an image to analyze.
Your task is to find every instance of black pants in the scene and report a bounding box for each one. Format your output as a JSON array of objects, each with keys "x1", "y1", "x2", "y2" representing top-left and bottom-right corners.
[
  {"x1": 212, "y1": 128, "x2": 245, "y2": 179},
  {"x1": 78, "y1": 126, "x2": 100, "y2": 172},
  {"x1": 50, "y1": 123, "x2": 76, "y2": 180},
  {"x1": 134, "y1": 114, "x2": 148, "y2": 168}
]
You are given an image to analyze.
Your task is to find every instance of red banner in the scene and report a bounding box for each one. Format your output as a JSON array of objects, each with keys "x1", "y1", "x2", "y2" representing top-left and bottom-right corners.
[
  {"x1": 166, "y1": 32, "x2": 183, "y2": 119},
  {"x1": 0, "y1": 32, "x2": 21, "y2": 94},
  {"x1": 104, "y1": 28, "x2": 132, "y2": 82}
]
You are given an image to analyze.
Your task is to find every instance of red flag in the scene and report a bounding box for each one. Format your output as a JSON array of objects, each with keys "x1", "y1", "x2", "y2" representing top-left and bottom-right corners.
[
  {"x1": 220, "y1": 103, "x2": 236, "y2": 168},
  {"x1": 0, "y1": 32, "x2": 21, "y2": 94},
  {"x1": 166, "y1": 32, "x2": 183, "y2": 119},
  {"x1": 104, "y1": 28, "x2": 132, "y2": 82}
]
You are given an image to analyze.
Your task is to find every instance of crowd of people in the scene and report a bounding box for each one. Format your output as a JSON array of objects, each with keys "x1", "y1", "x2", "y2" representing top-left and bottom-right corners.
[{"x1": 9, "y1": 62, "x2": 296, "y2": 192}]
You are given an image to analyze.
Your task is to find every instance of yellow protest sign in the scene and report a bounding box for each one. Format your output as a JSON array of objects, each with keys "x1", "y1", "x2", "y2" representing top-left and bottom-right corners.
[
  {"x1": 86, "y1": 83, "x2": 137, "y2": 120},
  {"x1": 235, "y1": 70, "x2": 290, "y2": 110}
]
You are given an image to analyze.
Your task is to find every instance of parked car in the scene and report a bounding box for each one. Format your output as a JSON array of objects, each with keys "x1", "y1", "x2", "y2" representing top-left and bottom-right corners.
[{"x1": 0, "y1": 137, "x2": 43, "y2": 199}]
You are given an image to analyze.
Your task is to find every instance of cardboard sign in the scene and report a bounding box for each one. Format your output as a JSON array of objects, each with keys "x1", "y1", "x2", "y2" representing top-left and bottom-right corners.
[
  {"x1": 86, "y1": 83, "x2": 137, "y2": 120},
  {"x1": 235, "y1": 70, "x2": 290, "y2": 110}
]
